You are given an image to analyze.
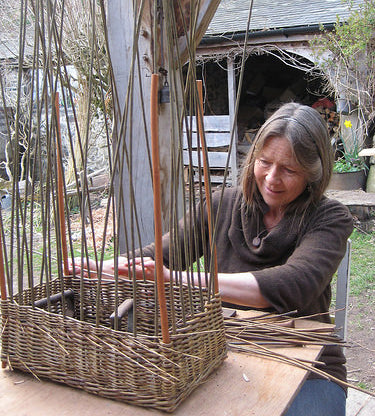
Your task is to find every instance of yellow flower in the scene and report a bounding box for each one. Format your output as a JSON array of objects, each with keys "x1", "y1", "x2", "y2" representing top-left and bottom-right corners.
[{"x1": 344, "y1": 119, "x2": 352, "y2": 128}]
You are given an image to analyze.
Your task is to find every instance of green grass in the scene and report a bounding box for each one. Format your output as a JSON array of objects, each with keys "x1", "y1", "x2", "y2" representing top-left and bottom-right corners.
[
  {"x1": 1, "y1": 202, "x2": 115, "y2": 289},
  {"x1": 349, "y1": 228, "x2": 375, "y2": 297},
  {"x1": 193, "y1": 257, "x2": 205, "y2": 272},
  {"x1": 357, "y1": 381, "x2": 370, "y2": 390},
  {"x1": 330, "y1": 228, "x2": 375, "y2": 307}
]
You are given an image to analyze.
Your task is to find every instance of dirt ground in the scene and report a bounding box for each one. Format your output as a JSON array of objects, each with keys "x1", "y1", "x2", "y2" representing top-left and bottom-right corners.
[
  {"x1": 346, "y1": 294, "x2": 375, "y2": 392},
  {"x1": 325, "y1": 190, "x2": 375, "y2": 392}
]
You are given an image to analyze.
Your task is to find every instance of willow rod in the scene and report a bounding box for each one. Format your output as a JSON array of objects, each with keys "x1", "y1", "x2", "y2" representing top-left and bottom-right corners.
[
  {"x1": 0, "y1": 214, "x2": 7, "y2": 368},
  {"x1": 226, "y1": 332, "x2": 375, "y2": 398},
  {"x1": 0, "y1": 221, "x2": 6, "y2": 302},
  {"x1": 150, "y1": 73, "x2": 170, "y2": 344},
  {"x1": 196, "y1": 80, "x2": 218, "y2": 294},
  {"x1": 54, "y1": 92, "x2": 69, "y2": 276}
]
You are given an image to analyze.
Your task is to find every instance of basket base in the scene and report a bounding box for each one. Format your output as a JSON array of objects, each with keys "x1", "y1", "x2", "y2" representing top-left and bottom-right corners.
[{"x1": 1, "y1": 284, "x2": 227, "y2": 412}]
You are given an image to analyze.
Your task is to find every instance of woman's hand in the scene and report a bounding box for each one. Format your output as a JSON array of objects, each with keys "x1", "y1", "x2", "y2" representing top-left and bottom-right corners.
[
  {"x1": 67, "y1": 257, "x2": 118, "y2": 278},
  {"x1": 67, "y1": 256, "x2": 170, "y2": 282},
  {"x1": 125, "y1": 257, "x2": 171, "y2": 282}
]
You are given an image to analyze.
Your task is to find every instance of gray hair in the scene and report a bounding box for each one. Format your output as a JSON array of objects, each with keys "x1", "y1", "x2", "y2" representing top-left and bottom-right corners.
[{"x1": 241, "y1": 102, "x2": 333, "y2": 216}]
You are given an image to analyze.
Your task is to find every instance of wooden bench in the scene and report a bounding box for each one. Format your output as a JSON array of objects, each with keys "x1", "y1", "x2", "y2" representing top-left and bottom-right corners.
[{"x1": 183, "y1": 115, "x2": 237, "y2": 185}]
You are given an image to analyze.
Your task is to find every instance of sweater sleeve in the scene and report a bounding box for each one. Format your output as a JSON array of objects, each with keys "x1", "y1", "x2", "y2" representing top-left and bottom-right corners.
[{"x1": 252, "y1": 199, "x2": 353, "y2": 315}]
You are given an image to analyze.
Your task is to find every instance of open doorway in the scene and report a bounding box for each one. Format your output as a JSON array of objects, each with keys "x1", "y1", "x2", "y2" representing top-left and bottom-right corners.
[{"x1": 236, "y1": 52, "x2": 338, "y2": 165}]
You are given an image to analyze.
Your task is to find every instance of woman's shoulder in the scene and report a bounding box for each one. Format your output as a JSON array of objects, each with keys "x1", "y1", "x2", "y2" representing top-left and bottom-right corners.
[
  {"x1": 318, "y1": 195, "x2": 351, "y2": 215},
  {"x1": 311, "y1": 195, "x2": 353, "y2": 229},
  {"x1": 212, "y1": 186, "x2": 242, "y2": 199},
  {"x1": 211, "y1": 186, "x2": 243, "y2": 207},
  {"x1": 295, "y1": 196, "x2": 353, "y2": 247}
]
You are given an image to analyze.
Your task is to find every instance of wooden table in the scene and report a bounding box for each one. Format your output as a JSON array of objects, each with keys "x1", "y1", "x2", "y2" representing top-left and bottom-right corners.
[{"x1": 0, "y1": 313, "x2": 326, "y2": 416}]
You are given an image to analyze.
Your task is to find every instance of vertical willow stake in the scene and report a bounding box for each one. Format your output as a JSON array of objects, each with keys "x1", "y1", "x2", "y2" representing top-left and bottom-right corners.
[
  {"x1": 0, "y1": 218, "x2": 7, "y2": 368},
  {"x1": 196, "y1": 80, "x2": 219, "y2": 295},
  {"x1": 0, "y1": 224, "x2": 6, "y2": 302},
  {"x1": 150, "y1": 73, "x2": 170, "y2": 344},
  {"x1": 55, "y1": 92, "x2": 69, "y2": 276}
]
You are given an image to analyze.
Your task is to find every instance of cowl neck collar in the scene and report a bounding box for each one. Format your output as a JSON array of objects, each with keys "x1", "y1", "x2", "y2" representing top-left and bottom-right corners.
[{"x1": 228, "y1": 192, "x2": 299, "y2": 264}]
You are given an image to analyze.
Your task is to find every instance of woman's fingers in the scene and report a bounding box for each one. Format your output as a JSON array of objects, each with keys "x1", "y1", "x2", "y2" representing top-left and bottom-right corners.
[
  {"x1": 67, "y1": 258, "x2": 104, "y2": 278},
  {"x1": 66, "y1": 256, "x2": 165, "y2": 282},
  {"x1": 72, "y1": 258, "x2": 98, "y2": 278},
  {"x1": 130, "y1": 258, "x2": 171, "y2": 282},
  {"x1": 118, "y1": 257, "x2": 159, "y2": 281}
]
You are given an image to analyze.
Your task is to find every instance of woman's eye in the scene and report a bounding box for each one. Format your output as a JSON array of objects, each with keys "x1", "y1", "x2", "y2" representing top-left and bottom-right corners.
[
  {"x1": 284, "y1": 167, "x2": 296, "y2": 174},
  {"x1": 258, "y1": 159, "x2": 270, "y2": 166}
]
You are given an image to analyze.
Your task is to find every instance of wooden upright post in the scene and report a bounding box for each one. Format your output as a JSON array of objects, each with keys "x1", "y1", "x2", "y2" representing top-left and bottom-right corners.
[{"x1": 106, "y1": 1, "x2": 221, "y2": 250}]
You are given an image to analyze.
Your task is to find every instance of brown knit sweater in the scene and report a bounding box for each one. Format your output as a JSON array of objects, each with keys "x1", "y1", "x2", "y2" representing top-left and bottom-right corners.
[{"x1": 141, "y1": 186, "x2": 354, "y2": 386}]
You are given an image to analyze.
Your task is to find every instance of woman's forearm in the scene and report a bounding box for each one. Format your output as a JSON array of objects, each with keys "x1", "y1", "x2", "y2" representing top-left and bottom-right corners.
[
  {"x1": 68, "y1": 256, "x2": 271, "y2": 309},
  {"x1": 178, "y1": 270, "x2": 271, "y2": 309},
  {"x1": 217, "y1": 272, "x2": 271, "y2": 308}
]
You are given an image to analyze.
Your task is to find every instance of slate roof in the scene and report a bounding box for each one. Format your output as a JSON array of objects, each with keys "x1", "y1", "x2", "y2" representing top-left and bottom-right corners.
[
  {"x1": 0, "y1": 2, "x2": 34, "y2": 62},
  {"x1": 206, "y1": 0, "x2": 364, "y2": 36},
  {"x1": 0, "y1": 1, "x2": 365, "y2": 60},
  {"x1": 0, "y1": 39, "x2": 21, "y2": 62}
]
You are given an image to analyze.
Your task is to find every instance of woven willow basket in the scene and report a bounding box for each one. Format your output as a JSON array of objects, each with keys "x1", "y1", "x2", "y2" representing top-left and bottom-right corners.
[{"x1": 1, "y1": 277, "x2": 227, "y2": 412}]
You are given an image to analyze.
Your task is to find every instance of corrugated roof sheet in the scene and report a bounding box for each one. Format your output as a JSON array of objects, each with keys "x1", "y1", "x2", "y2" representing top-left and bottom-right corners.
[{"x1": 206, "y1": 0, "x2": 364, "y2": 35}]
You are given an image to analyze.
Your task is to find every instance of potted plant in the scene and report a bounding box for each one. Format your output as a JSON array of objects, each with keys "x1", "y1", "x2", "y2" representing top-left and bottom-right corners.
[
  {"x1": 329, "y1": 119, "x2": 368, "y2": 190},
  {"x1": 310, "y1": 1, "x2": 375, "y2": 192}
]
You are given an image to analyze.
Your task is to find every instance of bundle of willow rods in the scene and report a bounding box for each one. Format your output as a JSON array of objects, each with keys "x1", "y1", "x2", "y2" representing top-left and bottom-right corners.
[
  {"x1": 224, "y1": 312, "x2": 342, "y2": 348},
  {"x1": 223, "y1": 312, "x2": 375, "y2": 398}
]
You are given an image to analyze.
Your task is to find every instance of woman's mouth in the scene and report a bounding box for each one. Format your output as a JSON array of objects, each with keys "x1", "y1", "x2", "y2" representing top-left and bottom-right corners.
[{"x1": 265, "y1": 186, "x2": 282, "y2": 195}]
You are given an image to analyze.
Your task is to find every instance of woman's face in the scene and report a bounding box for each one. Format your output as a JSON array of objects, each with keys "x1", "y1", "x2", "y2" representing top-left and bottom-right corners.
[{"x1": 254, "y1": 136, "x2": 308, "y2": 214}]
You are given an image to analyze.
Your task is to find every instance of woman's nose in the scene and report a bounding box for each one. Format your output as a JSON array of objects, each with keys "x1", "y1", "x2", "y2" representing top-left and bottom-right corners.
[{"x1": 265, "y1": 165, "x2": 281, "y2": 184}]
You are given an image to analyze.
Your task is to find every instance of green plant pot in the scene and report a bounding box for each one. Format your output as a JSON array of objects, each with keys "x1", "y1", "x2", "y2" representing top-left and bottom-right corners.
[{"x1": 328, "y1": 170, "x2": 367, "y2": 191}]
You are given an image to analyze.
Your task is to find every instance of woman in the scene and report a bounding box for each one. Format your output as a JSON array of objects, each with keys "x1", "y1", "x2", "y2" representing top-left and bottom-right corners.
[{"x1": 70, "y1": 102, "x2": 353, "y2": 415}]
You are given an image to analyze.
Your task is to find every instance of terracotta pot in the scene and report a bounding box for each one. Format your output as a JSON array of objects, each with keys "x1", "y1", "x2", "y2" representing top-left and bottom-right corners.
[{"x1": 328, "y1": 170, "x2": 367, "y2": 191}]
